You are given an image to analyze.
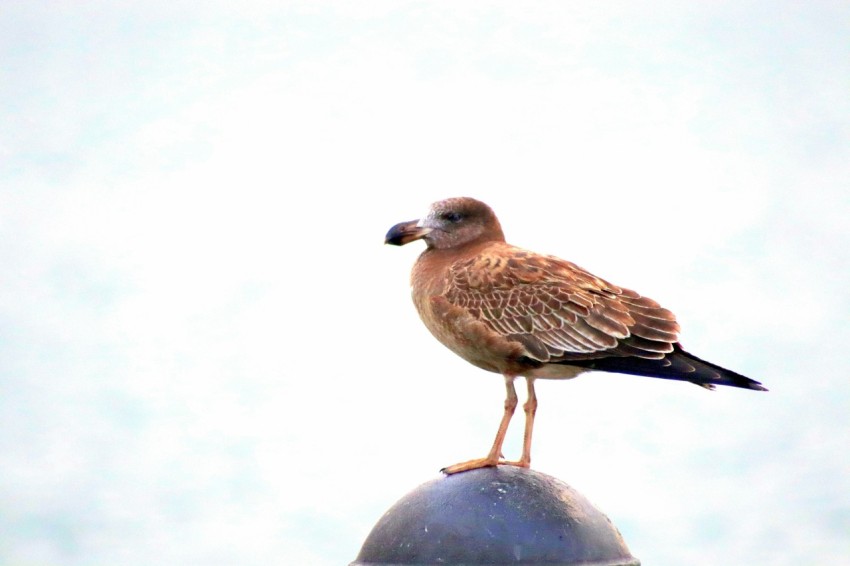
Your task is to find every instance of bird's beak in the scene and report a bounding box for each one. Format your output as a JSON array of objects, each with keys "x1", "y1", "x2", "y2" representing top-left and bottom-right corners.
[{"x1": 385, "y1": 219, "x2": 432, "y2": 246}]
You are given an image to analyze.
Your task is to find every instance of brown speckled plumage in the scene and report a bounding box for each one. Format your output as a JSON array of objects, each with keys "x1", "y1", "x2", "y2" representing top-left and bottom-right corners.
[{"x1": 386, "y1": 197, "x2": 766, "y2": 474}]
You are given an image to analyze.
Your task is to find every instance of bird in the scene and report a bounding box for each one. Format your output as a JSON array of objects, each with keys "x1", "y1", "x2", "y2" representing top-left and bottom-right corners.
[{"x1": 385, "y1": 196, "x2": 767, "y2": 475}]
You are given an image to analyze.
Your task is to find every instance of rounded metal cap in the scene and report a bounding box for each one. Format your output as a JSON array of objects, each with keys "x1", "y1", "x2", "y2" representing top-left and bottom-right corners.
[{"x1": 351, "y1": 466, "x2": 639, "y2": 565}]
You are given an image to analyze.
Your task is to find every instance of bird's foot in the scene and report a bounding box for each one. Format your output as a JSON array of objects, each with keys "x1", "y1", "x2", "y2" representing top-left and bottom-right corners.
[
  {"x1": 440, "y1": 457, "x2": 530, "y2": 475},
  {"x1": 440, "y1": 457, "x2": 498, "y2": 475}
]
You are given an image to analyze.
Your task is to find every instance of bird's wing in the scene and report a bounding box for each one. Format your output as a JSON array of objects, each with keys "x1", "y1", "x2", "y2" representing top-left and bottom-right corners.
[{"x1": 444, "y1": 245, "x2": 681, "y2": 363}]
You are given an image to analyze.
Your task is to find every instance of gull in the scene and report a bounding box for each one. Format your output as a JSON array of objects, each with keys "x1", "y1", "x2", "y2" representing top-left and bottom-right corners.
[{"x1": 385, "y1": 197, "x2": 767, "y2": 474}]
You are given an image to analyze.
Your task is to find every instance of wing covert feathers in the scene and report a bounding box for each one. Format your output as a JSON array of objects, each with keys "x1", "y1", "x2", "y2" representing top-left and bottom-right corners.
[{"x1": 444, "y1": 245, "x2": 679, "y2": 363}]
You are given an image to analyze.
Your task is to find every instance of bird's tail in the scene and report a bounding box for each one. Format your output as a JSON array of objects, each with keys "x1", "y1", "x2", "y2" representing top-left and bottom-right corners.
[{"x1": 566, "y1": 344, "x2": 767, "y2": 391}]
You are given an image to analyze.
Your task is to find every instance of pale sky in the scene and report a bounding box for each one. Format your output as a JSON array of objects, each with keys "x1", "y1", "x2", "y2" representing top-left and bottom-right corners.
[{"x1": 1, "y1": 2, "x2": 849, "y2": 565}]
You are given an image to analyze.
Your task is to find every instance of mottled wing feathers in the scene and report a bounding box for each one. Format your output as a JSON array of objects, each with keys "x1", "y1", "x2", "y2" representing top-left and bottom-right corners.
[{"x1": 444, "y1": 245, "x2": 681, "y2": 364}]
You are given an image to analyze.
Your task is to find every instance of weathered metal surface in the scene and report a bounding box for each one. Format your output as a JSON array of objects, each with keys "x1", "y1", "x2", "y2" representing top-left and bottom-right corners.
[{"x1": 351, "y1": 466, "x2": 639, "y2": 565}]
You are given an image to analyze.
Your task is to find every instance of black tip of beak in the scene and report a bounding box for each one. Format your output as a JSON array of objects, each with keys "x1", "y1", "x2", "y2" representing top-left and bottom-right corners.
[
  {"x1": 385, "y1": 220, "x2": 428, "y2": 246},
  {"x1": 385, "y1": 221, "x2": 412, "y2": 245}
]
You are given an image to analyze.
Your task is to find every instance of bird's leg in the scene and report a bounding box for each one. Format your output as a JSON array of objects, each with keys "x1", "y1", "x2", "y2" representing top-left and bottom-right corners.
[
  {"x1": 518, "y1": 377, "x2": 537, "y2": 467},
  {"x1": 441, "y1": 375, "x2": 518, "y2": 475},
  {"x1": 497, "y1": 377, "x2": 536, "y2": 469}
]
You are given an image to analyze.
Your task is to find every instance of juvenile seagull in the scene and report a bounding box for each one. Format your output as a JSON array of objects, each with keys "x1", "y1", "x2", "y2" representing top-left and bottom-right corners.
[{"x1": 386, "y1": 197, "x2": 767, "y2": 475}]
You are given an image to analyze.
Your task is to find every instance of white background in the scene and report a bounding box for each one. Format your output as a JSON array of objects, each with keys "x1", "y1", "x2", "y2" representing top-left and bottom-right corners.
[{"x1": 2, "y1": 2, "x2": 848, "y2": 564}]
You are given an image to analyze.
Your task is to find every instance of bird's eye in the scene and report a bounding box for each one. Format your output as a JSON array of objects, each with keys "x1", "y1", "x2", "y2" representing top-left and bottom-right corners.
[{"x1": 442, "y1": 211, "x2": 464, "y2": 223}]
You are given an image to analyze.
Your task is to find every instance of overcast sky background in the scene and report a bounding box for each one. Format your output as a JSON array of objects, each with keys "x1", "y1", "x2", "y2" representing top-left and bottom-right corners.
[{"x1": 1, "y1": 2, "x2": 848, "y2": 565}]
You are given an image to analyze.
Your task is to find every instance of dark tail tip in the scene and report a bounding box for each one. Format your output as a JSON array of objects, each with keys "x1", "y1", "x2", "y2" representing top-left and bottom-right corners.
[
  {"x1": 561, "y1": 344, "x2": 768, "y2": 391},
  {"x1": 675, "y1": 345, "x2": 767, "y2": 391}
]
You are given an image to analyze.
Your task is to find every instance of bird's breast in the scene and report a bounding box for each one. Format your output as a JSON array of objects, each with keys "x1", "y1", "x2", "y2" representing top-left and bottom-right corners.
[{"x1": 411, "y1": 292, "x2": 529, "y2": 376}]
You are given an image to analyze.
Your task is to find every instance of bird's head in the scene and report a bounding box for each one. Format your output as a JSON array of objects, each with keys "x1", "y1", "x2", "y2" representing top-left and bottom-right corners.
[{"x1": 385, "y1": 197, "x2": 505, "y2": 250}]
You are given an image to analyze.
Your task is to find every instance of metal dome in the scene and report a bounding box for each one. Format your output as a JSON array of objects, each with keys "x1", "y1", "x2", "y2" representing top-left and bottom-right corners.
[{"x1": 351, "y1": 466, "x2": 639, "y2": 565}]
